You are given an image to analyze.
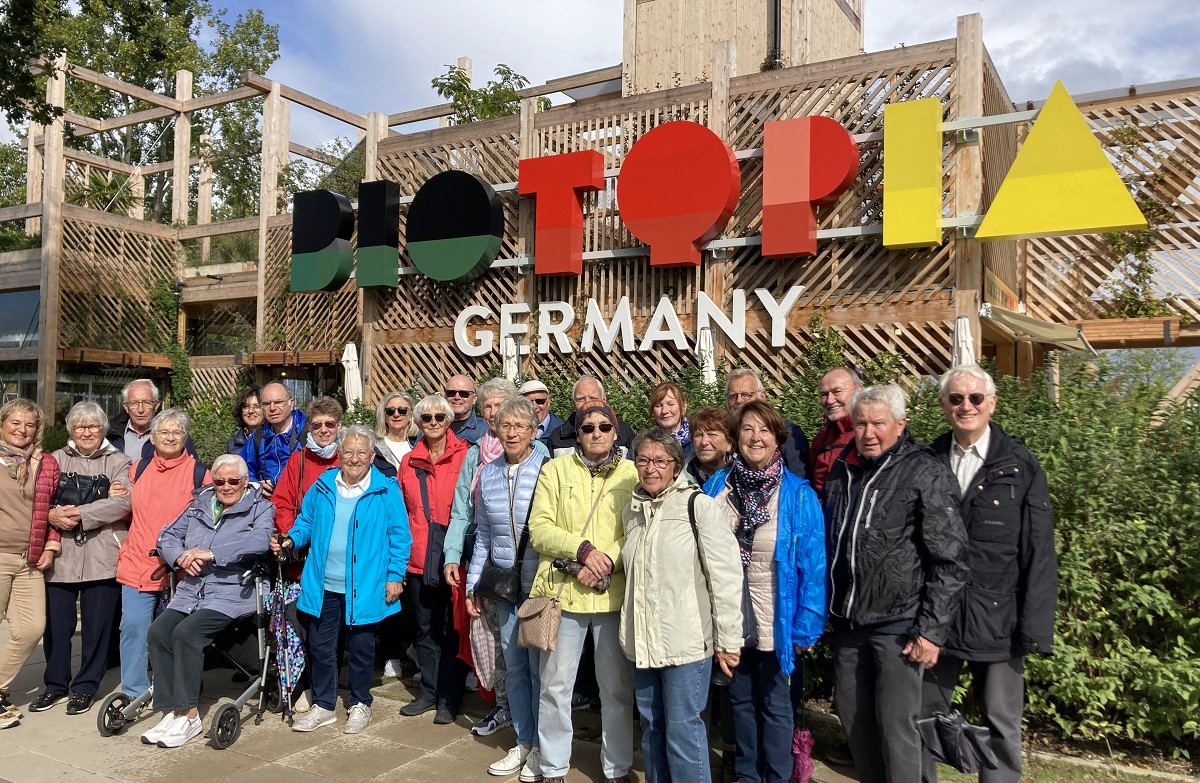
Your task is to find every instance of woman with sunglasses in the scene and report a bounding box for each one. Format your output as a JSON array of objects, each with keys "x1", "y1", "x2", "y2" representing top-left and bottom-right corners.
[
  {"x1": 397, "y1": 395, "x2": 470, "y2": 724},
  {"x1": 527, "y1": 404, "x2": 639, "y2": 783},
  {"x1": 227, "y1": 386, "x2": 264, "y2": 455},
  {"x1": 373, "y1": 391, "x2": 417, "y2": 479}
]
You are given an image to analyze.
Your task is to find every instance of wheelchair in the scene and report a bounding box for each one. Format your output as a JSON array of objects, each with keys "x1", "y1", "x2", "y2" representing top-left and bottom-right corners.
[{"x1": 97, "y1": 552, "x2": 295, "y2": 749}]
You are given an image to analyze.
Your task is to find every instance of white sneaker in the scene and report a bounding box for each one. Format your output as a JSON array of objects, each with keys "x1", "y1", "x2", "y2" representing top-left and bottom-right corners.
[
  {"x1": 383, "y1": 659, "x2": 403, "y2": 678},
  {"x1": 519, "y1": 748, "x2": 543, "y2": 782},
  {"x1": 292, "y1": 704, "x2": 336, "y2": 732},
  {"x1": 157, "y1": 715, "x2": 203, "y2": 748},
  {"x1": 489, "y1": 744, "x2": 530, "y2": 776},
  {"x1": 343, "y1": 703, "x2": 371, "y2": 734},
  {"x1": 140, "y1": 713, "x2": 181, "y2": 745},
  {"x1": 293, "y1": 689, "x2": 313, "y2": 714}
]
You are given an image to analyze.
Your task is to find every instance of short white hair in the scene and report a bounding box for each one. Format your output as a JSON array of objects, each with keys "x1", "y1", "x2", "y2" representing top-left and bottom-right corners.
[
  {"x1": 571, "y1": 376, "x2": 606, "y2": 402},
  {"x1": 939, "y1": 365, "x2": 996, "y2": 398},
  {"x1": 851, "y1": 384, "x2": 907, "y2": 423},
  {"x1": 211, "y1": 454, "x2": 248, "y2": 478},
  {"x1": 478, "y1": 378, "x2": 517, "y2": 403},
  {"x1": 150, "y1": 408, "x2": 190, "y2": 436},
  {"x1": 338, "y1": 424, "x2": 377, "y2": 453},
  {"x1": 725, "y1": 367, "x2": 763, "y2": 395},
  {"x1": 122, "y1": 379, "x2": 159, "y2": 403},
  {"x1": 65, "y1": 401, "x2": 108, "y2": 434}
]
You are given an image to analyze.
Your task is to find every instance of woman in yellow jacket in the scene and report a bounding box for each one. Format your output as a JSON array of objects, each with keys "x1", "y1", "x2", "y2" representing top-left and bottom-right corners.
[{"x1": 527, "y1": 404, "x2": 638, "y2": 783}]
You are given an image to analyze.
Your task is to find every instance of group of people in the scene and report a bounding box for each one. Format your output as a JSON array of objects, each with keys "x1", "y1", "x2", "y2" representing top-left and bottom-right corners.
[{"x1": 0, "y1": 362, "x2": 1056, "y2": 783}]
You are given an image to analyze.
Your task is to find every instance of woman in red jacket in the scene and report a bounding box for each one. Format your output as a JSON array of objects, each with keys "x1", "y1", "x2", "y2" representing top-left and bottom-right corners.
[
  {"x1": 397, "y1": 394, "x2": 468, "y2": 724},
  {"x1": 0, "y1": 398, "x2": 62, "y2": 729},
  {"x1": 272, "y1": 396, "x2": 343, "y2": 560}
]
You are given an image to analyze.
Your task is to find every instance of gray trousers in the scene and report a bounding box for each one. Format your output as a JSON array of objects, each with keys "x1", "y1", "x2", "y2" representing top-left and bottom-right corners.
[
  {"x1": 921, "y1": 656, "x2": 1025, "y2": 783},
  {"x1": 833, "y1": 627, "x2": 924, "y2": 783}
]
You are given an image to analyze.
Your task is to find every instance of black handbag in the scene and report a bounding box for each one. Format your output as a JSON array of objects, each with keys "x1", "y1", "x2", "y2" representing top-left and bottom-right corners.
[
  {"x1": 417, "y1": 468, "x2": 447, "y2": 588},
  {"x1": 54, "y1": 472, "x2": 111, "y2": 545},
  {"x1": 918, "y1": 685, "x2": 1000, "y2": 774},
  {"x1": 474, "y1": 528, "x2": 526, "y2": 604}
]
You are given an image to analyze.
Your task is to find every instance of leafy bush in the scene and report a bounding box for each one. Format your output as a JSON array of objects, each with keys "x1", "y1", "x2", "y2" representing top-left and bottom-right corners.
[{"x1": 189, "y1": 393, "x2": 235, "y2": 467}]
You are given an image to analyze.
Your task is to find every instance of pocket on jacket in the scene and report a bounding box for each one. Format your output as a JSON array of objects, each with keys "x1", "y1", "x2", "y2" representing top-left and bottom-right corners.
[{"x1": 962, "y1": 586, "x2": 1017, "y2": 644}]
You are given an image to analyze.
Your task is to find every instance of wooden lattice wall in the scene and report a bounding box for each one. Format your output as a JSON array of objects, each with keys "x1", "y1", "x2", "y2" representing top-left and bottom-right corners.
[{"x1": 191, "y1": 363, "x2": 242, "y2": 402}]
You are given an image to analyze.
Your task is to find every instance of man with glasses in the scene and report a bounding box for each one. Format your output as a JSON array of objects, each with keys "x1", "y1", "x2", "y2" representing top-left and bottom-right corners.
[
  {"x1": 545, "y1": 376, "x2": 634, "y2": 458},
  {"x1": 444, "y1": 375, "x2": 486, "y2": 445},
  {"x1": 241, "y1": 381, "x2": 307, "y2": 498},
  {"x1": 921, "y1": 366, "x2": 1057, "y2": 783},
  {"x1": 106, "y1": 379, "x2": 196, "y2": 461},
  {"x1": 519, "y1": 379, "x2": 564, "y2": 445},
  {"x1": 724, "y1": 367, "x2": 810, "y2": 479}
]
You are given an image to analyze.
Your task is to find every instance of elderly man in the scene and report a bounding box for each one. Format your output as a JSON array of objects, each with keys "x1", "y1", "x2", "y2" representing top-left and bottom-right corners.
[
  {"x1": 809, "y1": 367, "x2": 863, "y2": 495},
  {"x1": 240, "y1": 381, "x2": 307, "y2": 496},
  {"x1": 545, "y1": 376, "x2": 634, "y2": 458},
  {"x1": 106, "y1": 379, "x2": 197, "y2": 462},
  {"x1": 724, "y1": 368, "x2": 810, "y2": 478},
  {"x1": 445, "y1": 374, "x2": 486, "y2": 445},
  {"x1": 920, "y1": 366, "x2": 1057, "y2": 783},
  {"x1": 823, "y1": 384, "x2": 968, "y2": 783},
  {"x1": 519, "y1": 379, "x2": 564, "y2": 445}
]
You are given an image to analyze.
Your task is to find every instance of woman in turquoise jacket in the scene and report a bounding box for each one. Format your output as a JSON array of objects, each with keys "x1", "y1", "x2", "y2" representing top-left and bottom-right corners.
[
  {"x1": 273, "y1": 425, "x2": 410, "y2": 735},
  {"x1": 703, "y1": 400, "x2": 826, "y2": 783}
]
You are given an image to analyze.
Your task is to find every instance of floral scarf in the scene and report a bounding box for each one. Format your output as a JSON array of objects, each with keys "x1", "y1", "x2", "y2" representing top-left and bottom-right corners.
[
  {"x1": 670, "y1": 418, "x2": 692, "y2": 451},
  {"x1": 731, "y1": 451, "x2": 784, "y2": 567},
  {"x1": 0, "y1": 442, "x2": 32, "y2": 487},
  {"x1": 576, "y1": 444, "x2": 624, "y2": 478}
]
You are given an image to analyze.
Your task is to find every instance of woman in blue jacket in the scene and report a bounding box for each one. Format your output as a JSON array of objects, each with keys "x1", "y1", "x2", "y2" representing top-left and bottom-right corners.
[
  {"x1": 273, "y1": 425, "x2": 411, "y2": 735},
  {"x1": 704, "y1": 400, "x2": 826, "y2": 783}
]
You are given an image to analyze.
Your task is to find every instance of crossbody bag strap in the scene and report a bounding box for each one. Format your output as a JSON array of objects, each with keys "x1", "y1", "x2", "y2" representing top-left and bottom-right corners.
[
  {"x1": 416, "y1": 467, "x2": 437, "y2": 526},
  {"x1": 547, "y1": 472, "x2": 609, "y2": 601}
]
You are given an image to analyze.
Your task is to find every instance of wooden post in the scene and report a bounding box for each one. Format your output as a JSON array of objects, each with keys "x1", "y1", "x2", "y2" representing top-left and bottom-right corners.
[
  {"x1": 36, "y1": 55, "x2": 67, "y2": 423},
  {"x1": 363, "y1": 111, "x2": 388, "y2": 181},
  {"x1": 622, "y1": 0, "x2": 637, "y2": 95},
  {"x1": 25, "y1": 119, "x2": 43, "y2": 234},
  {"x1": 255, "y1": 82, "x2": 284, "y2": 345},
  {"x1": 128, "y1": 170, "x2": 144, "y2": 219},
  {"x1": 791, "y1": 0, "x2": 811, "y2": 66},
  {"x1": 953, "y1": 14, "x2": 984, "y2": 362},
  {"x1": 359, "y1": 111, "x2": 390, "y2": 402},
  {"x1": 440, "y1": 57, "x2": 471, "y2": 128},
  {"x1": 197, "y1": 134, "x2": 213, "y2": 263},
  {"x1": 515, "y1": 96, "x2": 539, "y2": 380},
  {"x1": 172, "y1": 69, "x2": 193, "y2": 226},
  {"x1": 704, "y1": 41, "x2": 736, "y2": 372},
  {"x1": 1016, "y1": 339, "x2": 1035, "y2": 379}
]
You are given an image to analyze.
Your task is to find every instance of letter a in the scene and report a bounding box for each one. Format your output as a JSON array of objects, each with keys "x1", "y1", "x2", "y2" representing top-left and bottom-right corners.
[{"x1": 976, "y1": 81, "x2": 1146, "y2": 240}]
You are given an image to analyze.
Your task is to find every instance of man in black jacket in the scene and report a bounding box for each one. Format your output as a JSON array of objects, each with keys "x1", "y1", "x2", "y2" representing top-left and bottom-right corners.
[
  {"x1": 824, "y1": 384, "x2": 968, "y2": 783},
  {"x1": 921, "y1": 366, "x2": 1057, "y2": 783}
]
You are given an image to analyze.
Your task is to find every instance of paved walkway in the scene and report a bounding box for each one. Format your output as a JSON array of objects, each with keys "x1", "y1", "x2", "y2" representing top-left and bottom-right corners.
[{"x1": 0, "y1": 626, "x2": 856, "y2": 783}]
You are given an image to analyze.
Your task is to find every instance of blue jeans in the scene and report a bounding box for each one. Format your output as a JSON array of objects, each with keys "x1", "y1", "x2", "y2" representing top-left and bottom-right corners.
[
  {"x1": 729, "y1": 648, "x2": 793, "y2": 783},
  {"x1": 119, "y1": 586, "x2": 158, "y2": 698},
  {"x1": 496, "y1": 599, "x2": 540, "y2": 747},
  {"x1": 634, "y1": 657, "x2": 713, "y2": 783},
  {"x1": 305, "y1": 590, "x2": 377, "y2": 710}
]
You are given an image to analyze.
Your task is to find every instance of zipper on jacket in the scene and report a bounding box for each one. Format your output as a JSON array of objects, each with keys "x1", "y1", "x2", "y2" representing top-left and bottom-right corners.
[
  {"x1": 842, "y1": 454, "x2": 893, "y2": 620},
  {"x1": 829, "y1": 470, "x2": 856, "y2": 615}
]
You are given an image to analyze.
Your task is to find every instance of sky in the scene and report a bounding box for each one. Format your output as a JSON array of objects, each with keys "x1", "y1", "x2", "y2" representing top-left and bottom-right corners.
[{"x1": 206, "y1": 0, "x2": 1200, "y2": 149}]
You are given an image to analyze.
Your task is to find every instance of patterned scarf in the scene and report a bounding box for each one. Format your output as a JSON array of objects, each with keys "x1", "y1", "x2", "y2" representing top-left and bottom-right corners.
[
  {"x1": 671, "y1": 418, "x2": 692, "y2": 451},
  {"x1": 577, "y1": 444, "x2": 624, "y2": 478},
  {"x1": 731, "y1": 451, "x2": 784, "y2": 567},
  {"x1": 0, "y1": 442, "x2": 32, "y2": 487},
  {"x1": 470, "y1": 432, "x2": 506, "y2": 494},
  {"x1": 305, "y1": 432, "x2": 338, "y2": 460}
]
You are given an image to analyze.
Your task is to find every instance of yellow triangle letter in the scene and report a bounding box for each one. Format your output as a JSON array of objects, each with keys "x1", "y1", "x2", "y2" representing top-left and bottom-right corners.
[{"x1": 976, "y1": 81, "x2": 1147, "y2": 241}]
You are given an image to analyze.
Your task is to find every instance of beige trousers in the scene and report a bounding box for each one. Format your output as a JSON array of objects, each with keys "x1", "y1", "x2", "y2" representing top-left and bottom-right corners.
[{"x1": 0, "y1": 551, "x2": 46, "y2": 692}]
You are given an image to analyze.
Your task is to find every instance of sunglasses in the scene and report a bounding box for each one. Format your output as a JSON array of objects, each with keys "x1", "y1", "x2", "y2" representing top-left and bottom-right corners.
[
  {"x1": 527, "y1": 397, "x2": 548, "y2": 405},
  {"x1": 444, "y1": 389, "x2": 473, "y2": 399},
  {"x1": 212, "y1": 478, "x2": 244, "y2": 487},
  {"x1": 310, "y1": 421, "x2": 339, "y2": 431},
  {"x1": 579, "y1": 423, "x2": 614, "y2": 434},
  {"x1": 947, "y1": 392, "x2": 988, "y2": 406},
  {"x1": 420, "y1": 413, "x2": 449, "y2": 424},
  {"x1": 384, "y1": 406, "x2": 410, "y2": 417}
]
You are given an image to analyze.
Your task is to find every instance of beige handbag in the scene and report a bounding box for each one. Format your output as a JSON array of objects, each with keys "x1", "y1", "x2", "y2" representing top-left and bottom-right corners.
[{"x1": 516, "y1": 476, "x2": 609, "y2": 651}]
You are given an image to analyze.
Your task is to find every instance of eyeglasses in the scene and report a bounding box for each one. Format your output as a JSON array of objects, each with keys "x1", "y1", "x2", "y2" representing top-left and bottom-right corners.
[
  {"x1": 635, "y1": 457, "x2": 673, "y2": 470},
  {"x1": 310, "y1": 421, "x2": 339, "y2": 431},
  {"x1": 444, "y1": 389, "x2": 473, "y2": 399},
  {"x1": 125, "y1": 400, "x2": 156, "y2": 409},
  {"x1": 527, "y1": 397, "x2": 548, "y2": 406},
  {"x1": 72, "y1": 424, "x2": 102, "y2": 432},
  {"x1": 499, "y1": 422, "x2": 532, "y2": 433},
  {"x1": 420, "y1": 413, "x2": 448, "y2": 424},
  {"x1": 384, "y1": 406, "x2": 410, "y2": 417},
  {"x1": 341, "y1": 450, "x2": 372, "y2": 459},
  {"x1": 241, "y1": 403, "x2": 261, "y2": 412},
  {"x1": 579, "y1": 423, "x2": 614, "y2": 434},
  {"x1": 947, "y1": 392, "x2": 988, "y2": 407},
  {"x1": 262, "y1": 399, "x2": 290, "y2": 408},
  {"x1": 212, "y1": 477, "x2": 244, "y2": 487},
  {"x1": 726, "y1": 391, "x2": 757, "y2": 403},
  {"x1": 573, "y1": 394, "x2": 603, "y2": 404},
  {"x1": 156, "y1": 429, "x2": 184, "y2": 439}
]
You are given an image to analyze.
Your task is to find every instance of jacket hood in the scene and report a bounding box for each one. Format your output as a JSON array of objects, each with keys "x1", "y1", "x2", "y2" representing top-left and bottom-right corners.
[{"x1": 62, "y1": 439, "x2": 121, "y2": 459}]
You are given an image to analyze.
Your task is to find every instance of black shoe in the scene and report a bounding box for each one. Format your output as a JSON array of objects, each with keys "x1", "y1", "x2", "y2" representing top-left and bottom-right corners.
[
  {"x1": 399, "y1": 698, "x2": 436, "y2": 717},
  {"x1": 433, "y1": 705, "x2": 456, "y2": 725},
  {"x1": 0, "y1": 690, "x2": 11, "y2": 710},
  {"x1": 65, "y1": 692, "x2": 95, "y2": 715},
  {"x1": 28, "y1": 691, "x2": 67, "y2": 713}
]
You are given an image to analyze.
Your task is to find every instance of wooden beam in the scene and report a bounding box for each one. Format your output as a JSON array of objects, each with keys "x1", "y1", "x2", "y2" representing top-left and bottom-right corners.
[
  {"x1": 139, "y1": 157, "x2": 200, "y2": 176},
  {"x1": 387, "y1": 102, "x2": 454, "y2": 127},
  {"x1": 289, "y1": 141, "x2": 341, "y2": 166},
  {"x1": 0, "y1": 248, "x2": 42, "y2": 290},
  {"x1": 622, "y1": 0, "x2": 636, "y2": 96},
  {"x1": 0, "y1": 203, "x2": 43, "y2": 223},
  {"x1": 256, "y1": 82, "x2": 285, "y2": 344},
  {"x1": 237, "y1": 350, "x2": 341, "y2": 366},
  {"x1": 61, "y1": 147, "x2": 136, "y2": 175},
  {"x1": 56, "y1": 347, "x2": 173, "y2": 369},
  {"x1": 528, "y1": 65, "x2": 622, "y2": 97},
  {"x1": 1076, "y1": 317, "x2": 1183, "y2": 349},
  {"x1": 705, "y1": 40, "x2": 736, "y2": 373},
  {"x1": 243, "y1": 71, "x2": 367, "y2": 130},
  {"x1": 952, "y1": 14, "x2": 985, "y2": 362},
  {"x1": 180, "y1": 274, "x2": 259, "y2": 304},
  {"x1": 65, "y1": 105, "x2": 177, "y2": 139},
  {"x1": 25, "y1": 117, "x2": 43, "y2": 233},
  {"x1": 172, "y1": 69, "x2": 193, "y2": 226},
  {"x1": 0, "y1": 347, "x2": 39, "y2": 362},
  {"x1": 37, "y1": 54, "x2": 66, "y2": 423},
  {"x1": 197, "y1": 133, "x2": 213, "y2": 264},
  {"x1": 67, "y1": 63, "x2": 183, "y2": 110},
  {"x1": 62, "y1": 111, "x2": 103, "y2": 131},
  {"x1": 184, "y1": 85, "x2": 263, "y2": 113},
  {"x1": 177, "y1": 216, "x2": 259, "y2": 240},
  {"x1": 60, "y1": 203, "x2": 176, "y2": 238}
]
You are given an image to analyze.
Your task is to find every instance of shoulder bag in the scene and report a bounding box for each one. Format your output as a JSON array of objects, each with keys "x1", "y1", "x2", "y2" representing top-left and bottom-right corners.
[
  {"x1": 475, "y1": 456, "x2": 548, "y2": 604},
  {"x1": 55, "y1": 472, "x2": 111, "y2": 545}
]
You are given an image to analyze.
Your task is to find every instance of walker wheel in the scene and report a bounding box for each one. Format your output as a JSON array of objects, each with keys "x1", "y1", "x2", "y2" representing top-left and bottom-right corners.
[
  {"x1": 262, "y1": 678, "x2": 283, "y2": 714},
  {"x1": 210, "y1": 703, "x2": 242, "y2": 749},
  {"x1": 97, "y1": 693, "x2": 131, "y2": 737}
]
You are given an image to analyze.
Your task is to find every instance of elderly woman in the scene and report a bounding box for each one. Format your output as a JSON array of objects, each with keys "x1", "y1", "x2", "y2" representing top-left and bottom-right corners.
[
  {"x1": 528, "y1": 404, "x2": 639, "y2": 783},
  {"x1": 227, "y1": 386, "x2": 264, "y2": 455},
  {"x1": 0, "y1": 399, "x2": 61, "y2": 729},
  {"x1": 372, "y1": 391, "x2": 416, "y2": 478},
  {"x1": 274, "y1": 426, "x2": 411, "y2": 735},
  {"x1": 136, "y1": 454, "x2": 275, "y2": 749},
  {"x1": 116, "y1": 409, "x2": 210, "y2": 701},
  {"x1": 398, "y1": 394, "x2": 469, "y2": 724},
  {"x1": 31, "y1": 402, "x2": 133, "y2": 717},
  {"x1": 704, "y1": 400, "x2": 827, "y2": 783},
  {"x1": 685, "y1": 406, "x2": 734, "y2": 487},
  {"x1": 272, "y1": 396, "x2": 343, "y2": 550},
  {"x1": 649, "y1": 382, "x2": 691, "y2": 460},
  {"x1": 464, "y1": 396, "x2": 548, "y2": 779},
  {"x1": 621, "y1": 429, "x2": 744, "y2": 783}
]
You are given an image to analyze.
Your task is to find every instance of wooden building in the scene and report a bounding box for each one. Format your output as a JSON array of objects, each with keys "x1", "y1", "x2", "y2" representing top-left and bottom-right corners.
[{"x1": 2, "y1": 9, "x2": 1198, "y2": 422}]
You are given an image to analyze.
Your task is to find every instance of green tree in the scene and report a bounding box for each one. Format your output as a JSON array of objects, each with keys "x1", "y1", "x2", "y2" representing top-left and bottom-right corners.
[
  {"x1": 0, "y1": 0, "x2": 67, "y2": 126},
  {"x1": 0, "y1": 140, "x2": 38, "y2": 251},
  {"x1": 65, "y1": 169, "x2": 136, "y2": 212},
  {"x1": 431, "y1": 63, "x2": 549, "y2": 125}
]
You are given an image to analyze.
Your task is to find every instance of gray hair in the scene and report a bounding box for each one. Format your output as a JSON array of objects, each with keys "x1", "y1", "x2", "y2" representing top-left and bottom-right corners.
[
  {"x1": 122, "y1": 379, "x2": 160, "y2": 403},
  {"x1": 65, "y1": 401, "x2": 108, "y2": 434},
  {"x1": 375, "y1": 391, "x2": 417, "y2": 439},
  {"x1": 939, "y1": 365, "x2": 997, "y2": 398},
  {"x1": 494, "y1": 395, "x2": 538, "y2": 431},
  {"x1": 150, "y1": 408, "x2": 190, "y2": 436},
  {"x1": 479, "y1": 377, "x2": 518, "y2": 403},
  {"x1": 414, "y1": 394, "x2": 453, "y2": 420},
  {"x1": 211, "y1": 453, "x2": 249, "y2": 478},
  {"x1": 571, "y1": 375, "x2": 606, "y2": 402},
  {"x1": 725, "y1": 367, "x2": 763, "y2": 395},
  {"x1": 851, "y1": 384, "x2": 907, "y2": 423},
  {"x1": 821, "y1": 366, "x2": 863, "y2": 390},
  {"x1": 631, "y1": 428, "x2": 685, "y2": 470},
  {"x1": 337, "y1": 424, "x2": 377, "y2": 453}
]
